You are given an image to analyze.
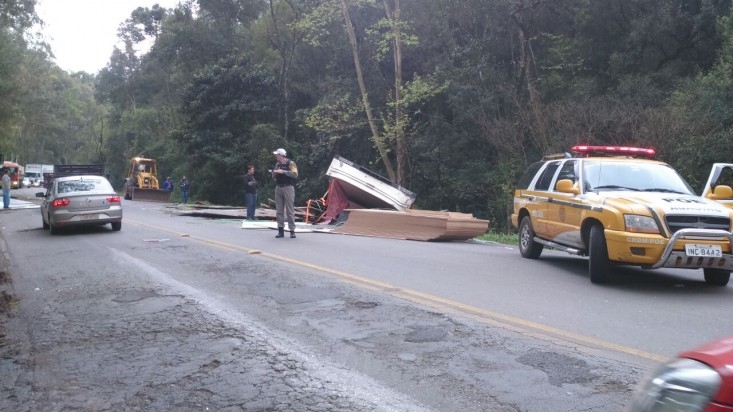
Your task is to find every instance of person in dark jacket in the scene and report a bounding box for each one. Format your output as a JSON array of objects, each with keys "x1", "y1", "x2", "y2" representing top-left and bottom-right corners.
[
  {"x1": 271, "y1": 148, "x2": 298, "y2": 238},
  {"x1": 244, "y1": 166, "x2": 257, "y2": 220},
  {"x1": 180, "y1": 176, "x2": 190, "y2": 204}
]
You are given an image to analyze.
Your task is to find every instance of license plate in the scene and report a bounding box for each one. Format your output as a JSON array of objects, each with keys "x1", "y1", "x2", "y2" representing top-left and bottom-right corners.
[
  {"x1": 79, "y1": 214, "x2": 98, "y2": 221},
  {"x1": 685, "y1": 244, "x2": 722, "y2": 257}
]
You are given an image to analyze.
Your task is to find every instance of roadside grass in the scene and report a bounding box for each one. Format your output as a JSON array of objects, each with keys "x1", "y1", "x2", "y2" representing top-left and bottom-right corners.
[{"x1": 476, "y1": 230, "x2": 518, "y2": 245}]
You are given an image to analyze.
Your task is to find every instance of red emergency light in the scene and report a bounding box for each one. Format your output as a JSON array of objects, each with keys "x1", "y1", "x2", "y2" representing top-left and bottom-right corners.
[{"x1": 571, "y1": 145, "x2": 656, "y2": 158}]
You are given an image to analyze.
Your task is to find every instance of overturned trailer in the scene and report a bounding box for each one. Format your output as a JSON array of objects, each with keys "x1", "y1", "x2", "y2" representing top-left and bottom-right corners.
[
  {"x1": 315, "y1": 156, "x2": 490, "y2": 241},
  {"x1": 325, "y1": 156, "x2": 416, "y2": 211}
]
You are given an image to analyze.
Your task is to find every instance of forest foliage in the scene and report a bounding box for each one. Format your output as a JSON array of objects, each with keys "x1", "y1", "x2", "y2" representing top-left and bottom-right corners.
[{"x1": 3, "y1": 0, "x2": 733, "y2": 231}]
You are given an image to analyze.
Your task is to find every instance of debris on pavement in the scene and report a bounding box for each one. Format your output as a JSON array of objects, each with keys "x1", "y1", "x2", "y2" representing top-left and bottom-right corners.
[{"x1": 172, "y1": 156, "x2": 490, "y2": 241}]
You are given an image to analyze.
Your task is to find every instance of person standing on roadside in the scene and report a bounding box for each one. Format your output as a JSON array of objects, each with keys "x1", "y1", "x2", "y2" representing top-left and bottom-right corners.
[
  {"x1": 244, "y1": 165, "x2": 257, "y2": 220},
  {"x1": 271, "y1": 148, "x2": 298, "y2": 238},
  {"x1": 180, "y1": 176, "x2": 190, "y2": 204},
  {"x1": 2, "y1": 169, "x2": 10, "y2": 209}
]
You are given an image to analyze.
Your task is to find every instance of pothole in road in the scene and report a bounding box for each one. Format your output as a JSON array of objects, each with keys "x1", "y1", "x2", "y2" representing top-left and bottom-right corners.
[
  {"x1": 347, "y1": 300, "x2": 379, "y2": 310},
  {"x1": 112, "y1": 290, "x2": 162, "y2": 303},
  {"x1": 516, "y1": 350, "x2": 596, "y2": 386},
  {"x1": 267, "y1": 286, "x2": 341, "y2": 305},
  {"x1": 405, "y1": 326, "x2": 449, "y2": 343}
]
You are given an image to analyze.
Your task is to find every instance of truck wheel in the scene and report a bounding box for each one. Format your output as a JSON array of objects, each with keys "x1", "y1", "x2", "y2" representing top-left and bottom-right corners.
[
  {"x1": 703, "y1": 268, "x2": 730, "y2": 286},
  {"x1": 589, "y1": 225, "x2": 611, "y2": 284},
  {"x1": 519, "y1": 216, "x2": 543, "y2": 259},
  {"x1": 111, "y1": 222, "x2": 121, "y2": 231},
  {"x1": 123, "y1": 184, "x2": 132, "y2": 200}
]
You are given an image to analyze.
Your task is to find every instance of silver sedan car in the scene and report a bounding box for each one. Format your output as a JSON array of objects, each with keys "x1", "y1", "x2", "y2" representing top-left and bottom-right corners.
[{"x1": 36, "y1": 175, "x2": 122, "y2": 234}]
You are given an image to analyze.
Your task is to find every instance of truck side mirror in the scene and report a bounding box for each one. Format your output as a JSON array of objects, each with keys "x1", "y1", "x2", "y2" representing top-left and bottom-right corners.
[
  {"x1": 555, "y1": 179, "x2": 580, "y2": 195},
  {"x1": 710, "y1": 185, "x2": 733, "y2": 199}
]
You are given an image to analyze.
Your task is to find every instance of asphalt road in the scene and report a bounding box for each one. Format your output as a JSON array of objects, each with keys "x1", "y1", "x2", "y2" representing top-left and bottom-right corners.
[
  {"x1": 1, "y1": 188, "x2": 729, "y2": 411},
  {"x1": 112, "y1": 192, "x2": 733, "y2": 359}
]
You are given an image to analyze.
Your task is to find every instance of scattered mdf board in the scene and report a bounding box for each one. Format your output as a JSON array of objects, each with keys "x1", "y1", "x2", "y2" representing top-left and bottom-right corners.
[{"x1": 332, "y1": 209, "x2": 489, "y2": 241}]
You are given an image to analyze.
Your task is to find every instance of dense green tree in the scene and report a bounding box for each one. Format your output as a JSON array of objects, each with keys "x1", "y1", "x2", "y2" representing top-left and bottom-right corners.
[
  {"x1": 0, "y1": 29, "x2": 26, "y2": 148},
  {"x1": 0, "y1": 0, "x2": 103, "y2": 167},
  {"x1": 0, "y1": 0, "x2": 39, "y2": 155},
  {"x1": 0, "y1": 0, "x2": 37, "y2": 30},
  {"x1": 176, "y1": 54, "x2": 278, "y2": 205},
  {"x1": 665, "y1": 7, "x2": 733, "y2": 190},
  {"x1": 17, "y1": 61, "x2": 101, "y2": 165},
  {"x1": 251, "y1": 0, "x2": 315, "y2": 140}
]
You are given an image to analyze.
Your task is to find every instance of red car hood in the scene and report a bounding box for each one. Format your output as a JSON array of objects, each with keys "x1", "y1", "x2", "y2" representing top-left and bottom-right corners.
[{"x1": 680, "y1": 336, "x2": 733, "y2": 406}]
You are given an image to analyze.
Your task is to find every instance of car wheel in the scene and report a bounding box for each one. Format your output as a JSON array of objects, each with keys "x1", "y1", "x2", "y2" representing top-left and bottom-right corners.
[
  {"x1": 589, "y1": 224, "x2": 611, "y2": 284},
  {"x1": 519, "y1": 216, "x2": 543, "y2": 259},
  {"x1": 42, "y1": 215, "x2": 49, "y2": 230},
  {"x1": 49, "y1": 224, "x2": 58, "y2": 235},
  {"x1": 703, "y1": 268, "x2": 730, "y2": 287},
  {"x1": 111, "y1": 221, "x2": 121, "y2": 231}
]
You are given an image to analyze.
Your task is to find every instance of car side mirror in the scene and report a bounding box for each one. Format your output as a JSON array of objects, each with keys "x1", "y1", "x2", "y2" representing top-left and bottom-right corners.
[
  {"x1": 709, "y1": 185, "x2": 733, "y2": 199},
  {"x1": 555, "y1": 179, "x2": 580, "y2": 195},
  {"x1": 35, "y1": 192, "x2": 46, "y2": 198}
]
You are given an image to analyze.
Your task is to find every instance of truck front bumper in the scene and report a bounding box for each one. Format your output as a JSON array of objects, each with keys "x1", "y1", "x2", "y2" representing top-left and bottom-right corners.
[
  {"x1": 606, "y1": 228, "x2": 733, "y2": 271},
  {"x1": 652, "y1": 228, "x2": 733, "y2": 271}
]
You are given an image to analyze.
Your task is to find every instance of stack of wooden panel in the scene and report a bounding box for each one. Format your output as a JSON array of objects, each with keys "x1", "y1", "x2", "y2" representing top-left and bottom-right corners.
[{"x1": 332, "y1": 209, "x2": 490, "y2": 241}]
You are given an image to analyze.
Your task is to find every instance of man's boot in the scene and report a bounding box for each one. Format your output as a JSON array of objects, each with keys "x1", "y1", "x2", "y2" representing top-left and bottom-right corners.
[
  {"x1": 290, "y1": 230, "x2": 296, "y2": 239},
  {"x1": 276, "y1": 227, "x2": 285, "y2": 238}
]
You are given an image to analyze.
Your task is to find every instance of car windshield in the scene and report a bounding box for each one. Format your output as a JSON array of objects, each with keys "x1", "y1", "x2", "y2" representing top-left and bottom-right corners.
[
  {"x1": 57, "y1": 178, "x2": 112, "y2": 194},
  {"x1": 582, "y1": 160, "x2": 694, "y2": 194}
]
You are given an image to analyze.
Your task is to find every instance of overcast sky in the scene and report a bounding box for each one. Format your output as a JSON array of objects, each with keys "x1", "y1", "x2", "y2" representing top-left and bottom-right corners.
[{"x1": 35, "y1": 0, "x2": 181, "y2": 74}]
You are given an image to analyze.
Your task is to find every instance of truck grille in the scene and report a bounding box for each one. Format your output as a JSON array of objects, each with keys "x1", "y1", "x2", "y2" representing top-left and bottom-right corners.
[{"x1": 665, "y1": 215, "x2": 731, "y2": 234}]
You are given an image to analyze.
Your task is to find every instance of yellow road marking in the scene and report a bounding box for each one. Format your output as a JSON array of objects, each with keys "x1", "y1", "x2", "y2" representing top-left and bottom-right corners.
[{"x1": 127, "y1": 218, "x2": 668, "y2": 363}]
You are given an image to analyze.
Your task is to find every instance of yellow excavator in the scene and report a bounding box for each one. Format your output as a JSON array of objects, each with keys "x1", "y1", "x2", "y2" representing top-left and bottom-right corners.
[{"x1": 123, "y1": 157, "x2": 172, "y2": 202}]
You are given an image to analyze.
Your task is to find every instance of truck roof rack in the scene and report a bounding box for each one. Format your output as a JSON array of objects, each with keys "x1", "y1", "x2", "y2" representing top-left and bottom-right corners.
[{"x1": 542, "y1": 152, "x2": 572, "y2": 160}]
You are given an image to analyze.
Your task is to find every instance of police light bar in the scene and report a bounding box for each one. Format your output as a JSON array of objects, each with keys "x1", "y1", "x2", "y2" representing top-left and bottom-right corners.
[{"x1": 571, "y1": 145, "x2": 656, "y2": 158}]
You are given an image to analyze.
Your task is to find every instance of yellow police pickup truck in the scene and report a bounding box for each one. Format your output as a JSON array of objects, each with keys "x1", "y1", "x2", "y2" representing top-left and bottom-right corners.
[{"x1": 511, "y1": 146, "x2": 733, "y2": 286}]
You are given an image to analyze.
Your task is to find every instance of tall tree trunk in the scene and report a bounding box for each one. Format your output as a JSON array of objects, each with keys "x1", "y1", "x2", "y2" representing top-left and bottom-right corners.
[
  {"x1": 383, "y1": 0, "x2": 406, "y2": 186},
  {"x1": 97, "y1": 115, "x2": 105, "y2": 162},
  {"x1": 340, "y1": 0, "x2": 396, "y2": 181},
  {"x1": 511, "y1": 5, "x2": 548, "y2": 152},
  {"x1": 268, "y1": 0, "x2": 302, "y2": 140}
]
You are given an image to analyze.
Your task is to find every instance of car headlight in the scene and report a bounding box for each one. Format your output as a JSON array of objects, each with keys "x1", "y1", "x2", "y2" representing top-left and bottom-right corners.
[
  {"x1": 627, "y1": 358, "x2": 722, "y2": 412},
  {"x1": 625, "y1": 214, "x2": 660, "y2": 234}
]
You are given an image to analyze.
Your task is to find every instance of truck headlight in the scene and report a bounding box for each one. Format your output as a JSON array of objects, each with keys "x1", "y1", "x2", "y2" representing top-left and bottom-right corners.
[
  {"x1": 627, "y1": 358, "x2": 721, "y2": 412},
  {"x1": 625, "y1": 215, "x2": 660, "y2": 234}
]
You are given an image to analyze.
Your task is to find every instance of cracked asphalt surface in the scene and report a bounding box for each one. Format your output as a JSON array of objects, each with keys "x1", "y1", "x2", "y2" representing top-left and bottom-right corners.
[{"x1": 0, "y1": 196, "x2": 646, "y2": 411}]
